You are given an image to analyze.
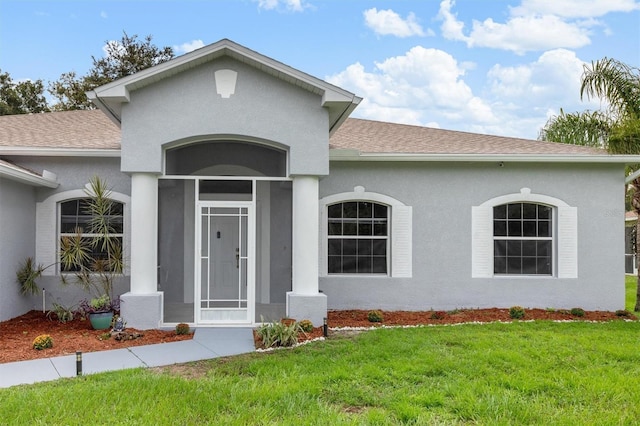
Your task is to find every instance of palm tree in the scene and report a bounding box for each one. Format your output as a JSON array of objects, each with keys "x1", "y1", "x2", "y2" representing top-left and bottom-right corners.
[{"x1": 540, "y1": 58, "x2": 640, "y2": 309}]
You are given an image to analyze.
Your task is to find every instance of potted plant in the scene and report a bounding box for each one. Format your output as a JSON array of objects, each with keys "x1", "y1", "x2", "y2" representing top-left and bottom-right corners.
[{"x1": 81, "y1": 294, "x2": 118, "y2": 330}]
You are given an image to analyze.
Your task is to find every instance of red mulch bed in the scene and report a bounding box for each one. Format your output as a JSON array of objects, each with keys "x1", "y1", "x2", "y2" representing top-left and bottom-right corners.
[
  {"x1": 2, "y1": 308, "x2": 635, "y2": 363},
  {"x1": 0, "y1": 311, "x2": 192, "y2": 364}
]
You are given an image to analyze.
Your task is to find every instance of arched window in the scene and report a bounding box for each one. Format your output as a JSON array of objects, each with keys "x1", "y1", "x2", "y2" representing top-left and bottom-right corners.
[
  {"x1": 472, "y1": 188, "x2": 577, "y2": 278},
  {"x1": 327, "y1": 201, "x2": 389, "y2": 274},
  {"x1": 320, "y1": 186, "x2": 412, "y2": 278},
  {"x1": 59, "y1": 198, "x2": 124, "y2": 272},
  {"x1": 493, "y1": 202, "x2": 553, "y2": 275}
]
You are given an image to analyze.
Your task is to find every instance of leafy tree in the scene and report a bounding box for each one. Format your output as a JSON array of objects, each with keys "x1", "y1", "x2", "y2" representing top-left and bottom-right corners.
[
  {"x1": 49, "y1": 32, "x2": 174, "y2": 110},
  {"x1": 0, "y1": 70, "x2": 49, "y2": 115},
  {"x1": 540, "y1": 58, "x2": 640, "y2": 309}
]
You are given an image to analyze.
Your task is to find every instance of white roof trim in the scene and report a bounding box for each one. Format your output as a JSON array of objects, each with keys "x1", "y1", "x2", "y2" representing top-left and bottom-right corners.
[
  {"x1": 329, "y1": 149, "x2": 640, "y2": 164},
  {"x1": 0, "y1": 147, "x2": 121, "y2": 157},
  {"x1": 0, "y1": 162, "x2": 58, "y2": 188}
]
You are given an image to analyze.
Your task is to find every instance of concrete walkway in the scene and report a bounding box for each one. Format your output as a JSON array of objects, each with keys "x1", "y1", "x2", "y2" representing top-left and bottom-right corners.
[{"x1": 0, "y1": 327, "x2": 255, "y2": 389}]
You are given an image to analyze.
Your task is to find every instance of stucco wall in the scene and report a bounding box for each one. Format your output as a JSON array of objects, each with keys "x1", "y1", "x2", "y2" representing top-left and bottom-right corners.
[
  {"x1": 5, "y1": 157, "x2": 131, "y2": 313},
  {"x1": 319, "y1": 161, "x2": 626, "y2": 311},
  {"x1": 0, "y1": 178, "x2": 37, "y2": 321},
  {"x1": 120, "y1": 57, "x2": 330, "y2": 176}
]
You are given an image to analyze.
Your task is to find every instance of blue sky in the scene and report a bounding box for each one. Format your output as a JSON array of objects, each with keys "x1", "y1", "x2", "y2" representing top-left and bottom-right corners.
[{"x1": 1, "y1": 0, "x2": 638, "y2": 139}]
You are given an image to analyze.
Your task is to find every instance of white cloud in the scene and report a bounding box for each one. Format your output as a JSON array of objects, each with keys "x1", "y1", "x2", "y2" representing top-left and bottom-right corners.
[
  {"x1": 363, "y1": 8, "x2": 430, "y2": 38},
  {"x1": 254, "y1": 0, "x2": 307, "y2": 12},
  {"x1": 437, "y1": 0, "x2": 595, "y2": 54},
  {"x1": 174, "y1": 40, "x2": 205, "y2": 54},
  {"x1": 100, "y1": 11, "x2": 108, "y2": 19},
  {"x1": 512, "y1": 0, "x2": 640, "y2": 18},
  {"x1": 326, "y1": 46, "x2": 496, "y2": 129}
]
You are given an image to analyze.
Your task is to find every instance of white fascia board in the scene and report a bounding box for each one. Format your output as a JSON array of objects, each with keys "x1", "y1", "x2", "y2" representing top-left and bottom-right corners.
[
  {"x1": 0, "y1": 147, "x2": 121, "y2": 157},
  {"x1": 0, "y1": 163, "x2": 58, "y2": 188},
  {"x1": 329, "y1": 150, "x2": 640, "y2": 164}
]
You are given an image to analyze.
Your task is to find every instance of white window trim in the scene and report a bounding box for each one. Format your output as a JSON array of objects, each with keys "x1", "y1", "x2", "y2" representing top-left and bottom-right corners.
[
  {"x1": 36, "y1": 188, "x2": 131, "y2": 276},
  {"x1": 472, "y1": 187, "x2": 577, "y2": 279},
  {"x1": 319, "y1": 186, "x2": 412, "y2": 278}
]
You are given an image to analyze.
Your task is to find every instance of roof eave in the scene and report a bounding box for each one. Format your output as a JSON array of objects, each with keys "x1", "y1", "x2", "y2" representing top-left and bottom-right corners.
[
  {"x1": 329, "y1": 149, "x2": 640, "y2": 164},
  {"x1": 0, "y1": 163, "x2": 59, "y2": 188},
  {"x1": 0, "y1": 147, "x2": 121, "y2": 157}
]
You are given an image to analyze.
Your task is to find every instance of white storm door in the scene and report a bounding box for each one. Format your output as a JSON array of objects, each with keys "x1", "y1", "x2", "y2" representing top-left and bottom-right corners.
[{"x1": 197, "y1": 202, "x2": 254, "y2": 324}]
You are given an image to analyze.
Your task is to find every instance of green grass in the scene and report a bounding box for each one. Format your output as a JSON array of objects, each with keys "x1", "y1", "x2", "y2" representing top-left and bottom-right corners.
[{"x1": 3, "y1": 321, "x2": 640, "y2": 424}]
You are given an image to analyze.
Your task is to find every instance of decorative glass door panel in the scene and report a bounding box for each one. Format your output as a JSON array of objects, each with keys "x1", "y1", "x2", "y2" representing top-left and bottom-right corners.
[{"x1": 198, "y1": 203, "x2": 253, "y2": 323}]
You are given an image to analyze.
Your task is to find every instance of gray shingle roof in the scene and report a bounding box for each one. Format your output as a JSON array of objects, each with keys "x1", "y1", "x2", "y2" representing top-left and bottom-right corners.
[
  {"x1": 330, "y1": 118, "x2": 606, "y2": 155},
  {"x1": 0, "y1": 110, "x2": 607, "y2": 156},
  {"x1": 0, "y1": 110, "x2": 120, "y2": 150}
]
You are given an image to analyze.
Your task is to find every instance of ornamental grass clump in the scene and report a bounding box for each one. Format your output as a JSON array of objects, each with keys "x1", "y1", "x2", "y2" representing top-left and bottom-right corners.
[
  {"x1": 32, "y1": 334, "x2": 53, "y2": 350},
  {"x1": 256, "y1": 321, "x2": 299, "y2": 348},
  {"x1": 367, "y1": 310, "x2": 384, "y2": 323},
  {"x1": 509, "y1": 306, "x2": 526, "y2": 319},
  {"x1": 431, "y1": 311, "x2": 447, "y2": 320}
]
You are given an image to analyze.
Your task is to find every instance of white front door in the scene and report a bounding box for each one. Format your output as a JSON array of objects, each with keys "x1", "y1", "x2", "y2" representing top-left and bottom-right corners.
[{"x1": 197, "y1": 202, "x2": 254, "y2": 324}]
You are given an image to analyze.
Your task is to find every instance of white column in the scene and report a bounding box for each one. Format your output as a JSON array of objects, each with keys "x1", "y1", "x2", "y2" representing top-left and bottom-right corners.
[
  {"x1": 130, "y1": 172, "x2": 158, "y2": 294},
  {"x1": 292, "y1": 175, "x2": 319, "y2": 295}
]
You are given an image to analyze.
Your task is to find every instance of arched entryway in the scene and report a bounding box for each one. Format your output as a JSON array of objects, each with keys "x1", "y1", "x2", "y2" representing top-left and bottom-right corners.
[{"x1": 159, "y1": 140, "x2": 292, "y2": 325}]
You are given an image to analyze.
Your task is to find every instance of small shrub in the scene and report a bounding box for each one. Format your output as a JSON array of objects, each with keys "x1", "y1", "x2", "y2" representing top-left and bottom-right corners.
[
  {"x1": 447, "y1": 309, "x2": 461, "y2": 315},
  {"x1": 46, "y1": 302, "x2": 76, "y2": 323},
  {"x1": 509, "y1": 306, "x2": 526, "y2": 319},
  {"x1": 298, "y1": 319, "x2": 314, "y2": 333},
  {"x1": 99, "y1": 332, "x2": 111, "y2": 341},
  {"x1": 367, "y1": 310, "x2": 384, "y2": 323},
  {"x1": 33, "y1": 334, "x2": 53, "y2": 350},
  {"x1": 570, "y1": 307, "x2": 585, "y2": 317},
  {"x1": 616, "y1": 309, "x2": 632, "y2": 317},
  {"x1": 431, "y1": 311, "x2": 447, "y2": 320},
  {"x1": 176, "y1": 323, "x2": 191, "y2": 335},
  {"x1": 256, "y1": 321, "x2": 299, "y2": 348}
]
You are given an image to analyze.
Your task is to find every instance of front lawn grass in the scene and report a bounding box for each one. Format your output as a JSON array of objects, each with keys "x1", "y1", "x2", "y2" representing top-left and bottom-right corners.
[
  {"x1": 2, "y1": 321, "x2": 640, "y2": 424},
  {"x1": 626, "y1": 274, "x2": 637, "y2": 312}
]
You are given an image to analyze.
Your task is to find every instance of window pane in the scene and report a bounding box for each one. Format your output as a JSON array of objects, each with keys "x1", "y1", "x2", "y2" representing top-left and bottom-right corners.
[
  {"x1": 494, "y1": 256, "x2": 507, "y2": 274},
  {"x1": 358, "y1": 239, "x2": 372, "y2": 256},
  {"x1": 494, "y1": 240, "x2": 506, "y2": 257},
  {"x1": 357, "y1": 257, "x2": 372, "y2": 273},
  {"x1": 494, "y1": 220, "x2": 507, "y2": 236},
  {"x1": 343, "y1": 222, "x2": 357, "y2": 235},
  {"x1": 328, "y1": 204, "x2": 342, "y2": 218},
  {"x1": 508, "y1": 204, "x2": 521, "y2": 219},
  {"x1": 494, "y1": 205, "x2": 506, "y2": 219},
  {"x1": 328, "y1": 239, "x2": 342, "y2": 256},
  {"x1": 538, "y1": 221, "x2": 550, "y2": 237},
  {"x1": 372, "y1": 257, "x2": 387, "y2": 273},
  {"x1": 538, "y1": 205, "x2": 551, "y2": 219},
  {"x1": 328, "y1": 221, "x2": 342, "y2": 235},
  {"x1": 358, "y1": 222, "x2": 372, "y2": 236},
  {"x1": 522, "y1": 203, "x2": 537, "y2": 219},
  {"x1": 508, "y1": 221, "x2": 522, "y2": 237},
  {"x1": 507, "y1": 257, "x2": 522, "y2": 274},
  {"x1": 358, "y1": 202, "x2": 372, "y2": 218},
  {"x1": 537, "y1": 240, "x2": 551, "y2": 256},
  {"x1": 373, "y1": 222, "x2": 387, "y2": 236},
  {"x1": 374, "y1": 204, "x2": 388, "y2": 218},
  {"x1": 343, "y1": 202, "x2": 358, "y2": 218},
  {"x1": 522, "y1": 240, "x2": 537, "y2": 256},
  {"x1": 328, "y1": 256, "x2": 342, "y2": 274},
  {"x1": 343, "y1": 239, "x2": 357, "y2": 255},
  {"x1": 522, "y1": 221, "x2": 537, "y2": 237},
  {"x1": 521, "y1": 257, "x2": 537, "y2": 274},
  {"x1": 537, "y1": 258, "x2": 551, "y2": 274},
  {"x1": 507, "y1": 240, "x2": 522, "y2": 256},
  {"x1": 342, "y1": 256, "x2": 357, "y2": 273},
  {"x1": 372, "y1": 239, "x2": 387, "y2": 255}
]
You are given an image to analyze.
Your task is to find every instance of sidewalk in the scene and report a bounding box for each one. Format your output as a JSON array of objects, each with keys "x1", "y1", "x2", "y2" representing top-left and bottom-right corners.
[{"x1": 0, "y1": 327, "x2": 255, "y2": 389}]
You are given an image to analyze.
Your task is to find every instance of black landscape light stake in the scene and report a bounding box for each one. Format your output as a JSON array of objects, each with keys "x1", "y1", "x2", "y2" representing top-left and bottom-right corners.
[
  {"x1": 76, "y1": 351, "x2": 82, "y2": 376},
  {"x1": 323, "y1": 317, "x2": 328, "y2": 337}
]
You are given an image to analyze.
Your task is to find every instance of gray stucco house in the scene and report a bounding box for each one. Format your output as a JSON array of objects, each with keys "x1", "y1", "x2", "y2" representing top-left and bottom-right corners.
[{"x1": 1, "y1": 39, "x2": 637, "y2": 328}]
